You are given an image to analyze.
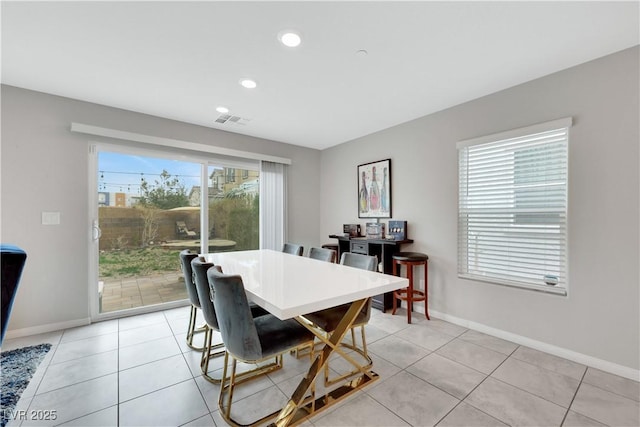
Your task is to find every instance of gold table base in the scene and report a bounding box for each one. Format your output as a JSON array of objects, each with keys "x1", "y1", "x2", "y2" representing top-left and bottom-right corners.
[{"x1": 273, "y1": 298, "x2": 378, "y2": 427}]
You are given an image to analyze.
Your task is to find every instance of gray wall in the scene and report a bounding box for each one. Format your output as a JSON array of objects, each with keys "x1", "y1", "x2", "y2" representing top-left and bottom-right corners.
[
  {"x1": 320, "y1": 46, "x2": 639, "y2": 372},
  {"x1": 1, "y1": 85, "x2": 321, "y2": 332}
]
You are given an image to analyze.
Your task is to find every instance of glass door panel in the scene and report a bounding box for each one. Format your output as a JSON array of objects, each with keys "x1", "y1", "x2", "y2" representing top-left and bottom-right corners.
[
  {"x1": 207, "y1": 165, "x2": 259, "y2": 252},
  {"x1": 96, "y1": 151, "x2": 201, "y2": 314}
]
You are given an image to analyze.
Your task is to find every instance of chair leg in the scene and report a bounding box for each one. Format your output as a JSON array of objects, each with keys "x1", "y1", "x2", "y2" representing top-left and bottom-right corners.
[
  {"x1": 391, "y1": 260, "x2": 399, "y2": 315},
  {"x1": 200, "y1": 327, "x2": 226, "y2": 384},
  {"x1": 186, "y1": 305, "x2": 196, "y2": 346},
  {"x1": 293, "y1": 338, "x2": 320, "y2": 359},
  {"x1": 218, "y1": 352, "x2": 296, "y2": 427},
  {"x1": 218, "y1": 351, "x2": 234, "y2": 420},
  {"x1": 199, "y1": 326, "x2": 210, "y2": 369},
  {"x1": 407, "y1": 265, "x2": 414, "y2": 324},
  {"x1": 186, "y1": 305, "x2": 206, "y2": 351},
  {"x1": 360, "y1": 325, "x2": 368, "y2": 359},
  {"x1": 227, "y1": 357, "x2": 238, "y2": 419},
  {"x1": 425, "y1": 262, "x2": 430, "y2": 320}
]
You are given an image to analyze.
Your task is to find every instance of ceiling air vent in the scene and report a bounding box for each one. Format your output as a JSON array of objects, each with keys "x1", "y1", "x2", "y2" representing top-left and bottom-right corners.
[
  {"x1": 215, "y1": 114, "x2": 231, "y2": 124},
  {"x1": 215, "y1": 114, "x2": 250, "y2": 125}
]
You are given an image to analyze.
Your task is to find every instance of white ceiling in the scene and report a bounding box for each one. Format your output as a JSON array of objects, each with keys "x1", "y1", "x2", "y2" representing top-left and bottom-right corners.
[{"x1": 2, "y1": 1, "x2": 638, "y2": 150}]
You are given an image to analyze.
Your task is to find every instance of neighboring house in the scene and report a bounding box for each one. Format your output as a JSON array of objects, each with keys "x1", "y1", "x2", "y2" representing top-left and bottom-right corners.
[
  {"x1": 98, "y1": 191, "x2": 141, "y2": 207},
  {"x1": 187, "y1": 186, "x2": 218, "y2": 206}
]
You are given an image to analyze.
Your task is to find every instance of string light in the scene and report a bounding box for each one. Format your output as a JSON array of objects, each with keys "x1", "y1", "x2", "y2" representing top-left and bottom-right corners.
[
  {"x1": 98, "y1": 170, "x2": 199, "y2": 178},
  {"x1": 97, "y1": 169, "x2": 197, "y2": 193}
]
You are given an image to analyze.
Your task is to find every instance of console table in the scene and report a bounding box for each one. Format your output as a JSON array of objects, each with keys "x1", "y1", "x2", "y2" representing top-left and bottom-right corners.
[{"x1": 328, "y1": 234, "x2": 414, "y2": 311}]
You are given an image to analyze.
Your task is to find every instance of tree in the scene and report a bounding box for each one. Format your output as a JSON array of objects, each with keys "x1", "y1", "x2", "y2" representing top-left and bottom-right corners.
[
  {"x1": 138, "y1": 205, "x2": 159, "y2": 247},
  {"x1": 138, "y1": 170, "x2": 189, "y2": 209},
  {"x1": 209, "y1": 194, "x2": 259, "y2": 250}
]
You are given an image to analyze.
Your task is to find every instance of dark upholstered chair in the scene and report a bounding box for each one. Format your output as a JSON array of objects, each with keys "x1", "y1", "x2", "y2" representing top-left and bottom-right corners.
[
  {"x1": 321, "y1": 243, "x2": 340, "y2": 262},
  {"x1": 282, "y1": 243, "x2": 304, "y2": 256},
  {"x1": 190, "y1": 257, "x2": 225, "y2": 382},
  {"x1": 302, "y1": 252, "x2": 377, "y2": 385},
  {"x1": 1, "y1": 244, "x2": 27, "y2": 344},
  {"x1": 179, "y1": 249, "x2": 205, "y2": 350},
  {"x1": 191, "y1": 257, "x2": 268, "y2": 383},
  {"x1": 208, "y1": 268, "x2": 315, "y2": 427},
  {"x1": 308, "y1": 246, "x2": 336, "y2": 263}
]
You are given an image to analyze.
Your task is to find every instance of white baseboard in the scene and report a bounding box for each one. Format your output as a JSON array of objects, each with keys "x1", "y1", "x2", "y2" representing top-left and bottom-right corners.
[
  {"x1": 427, "y1": 308, "x2": 639, "y2": 382},
  {"x1": 4, "y1": 318, "x2": 91, "y2": 340}
]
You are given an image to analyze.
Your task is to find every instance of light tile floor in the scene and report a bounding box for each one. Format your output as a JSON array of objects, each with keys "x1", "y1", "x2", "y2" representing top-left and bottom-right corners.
[{"x1": 3, "y1": 307, "x2": 639, "y2": 427}]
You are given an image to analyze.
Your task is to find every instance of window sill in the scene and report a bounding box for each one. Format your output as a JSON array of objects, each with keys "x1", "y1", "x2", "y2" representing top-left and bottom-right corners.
[{"x1": 459, "y1": 274, "x2": 567, "y2": 296}]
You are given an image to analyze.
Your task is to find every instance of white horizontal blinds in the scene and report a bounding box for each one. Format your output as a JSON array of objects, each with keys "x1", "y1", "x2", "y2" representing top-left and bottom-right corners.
[{"x1": 458, "y1": 120, "x2": 570, "y2": 291}]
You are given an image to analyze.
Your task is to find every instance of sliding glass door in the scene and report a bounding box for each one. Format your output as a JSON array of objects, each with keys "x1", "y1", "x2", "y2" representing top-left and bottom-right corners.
[{"x1": 90, "y1": 145, "x2": 259, "y2": 319}]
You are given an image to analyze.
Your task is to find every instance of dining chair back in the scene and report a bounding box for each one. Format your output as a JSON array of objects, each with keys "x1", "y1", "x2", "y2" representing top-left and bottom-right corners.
[
  {"x1": 179, "y1": 249, "x2": 204, "y2": 350},
  {"x1": 179, "y1": 249, "x2": 200, "y2": 307},
  {"x1": 209, "y1": 270, "x2": 263, "y2": 360},
  {"x1": 340, "y1": 252, "x2": 377, "y2": 271},
  {"x1": 191, "y1": 257, "x2": 225, "y2": 382},
  {"x1": 282, "y1": 243, "x2": 304, "y2": 256},
  {"x1": 191, "y1": 257, "x2": 219, "y2": 329},
  {"x1": 308, "y1": 246, "x2": 336, "y2": 263}
]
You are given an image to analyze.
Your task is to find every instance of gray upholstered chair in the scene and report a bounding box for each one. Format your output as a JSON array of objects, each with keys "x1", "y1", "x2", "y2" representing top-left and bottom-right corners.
[
  {"x1": 179, "y1": 249, "x2": 205, "y2": 350},
  {"x1": 191, "y1": 257, "x2": 268, "y2": 383},
  {"x1": 208, "y1": 268, "x2": 315, "y2": 427},
  {"x1": 190, "y1": 257, "x2": 225, "y2": 383},
  {"x1": 282, "y1": 242, "x2": 304, "y2": 256},
  {"x1": 302, "y1": 252, "x2": 377, "y2": 385},
  {"x1": 308, "y1": 246, "x2": 336, "y2": 263}
]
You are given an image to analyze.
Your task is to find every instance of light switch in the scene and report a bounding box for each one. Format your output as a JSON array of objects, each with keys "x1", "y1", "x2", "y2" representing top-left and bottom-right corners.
[{"x1": 42, "y1": 212, "x2": 61, "y2": 225}]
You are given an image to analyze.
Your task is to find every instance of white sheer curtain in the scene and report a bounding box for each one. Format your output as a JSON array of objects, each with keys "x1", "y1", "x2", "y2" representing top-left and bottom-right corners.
[{"x1": 259, "y1": 161, "x2": 287, "y2": 250}]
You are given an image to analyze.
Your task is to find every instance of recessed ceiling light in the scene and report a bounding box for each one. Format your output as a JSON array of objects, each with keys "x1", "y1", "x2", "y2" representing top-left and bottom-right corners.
[
  {"x1": 355, "y1": 49, "x2": 368, "y2": 57},
  {"x1": 216, "y1": 106, "x2": 229, "y2": 114},
  {"x1": 240, "y1": 79, "x2": 257, "y2": 89},
  {"x1": 278, "y1": 30, "x2": 301, "y2": 48}
]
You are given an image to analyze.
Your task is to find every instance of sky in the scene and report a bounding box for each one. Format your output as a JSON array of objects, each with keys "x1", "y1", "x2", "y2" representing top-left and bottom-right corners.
[{"x1": 98, "y1": 151, "x2": 207, "y2": 195}]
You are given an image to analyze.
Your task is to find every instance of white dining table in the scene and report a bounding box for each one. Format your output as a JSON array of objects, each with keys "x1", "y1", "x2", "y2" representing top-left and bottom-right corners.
[{"x1": 203, "y1": 249, "x2": 409, "y2": 426}]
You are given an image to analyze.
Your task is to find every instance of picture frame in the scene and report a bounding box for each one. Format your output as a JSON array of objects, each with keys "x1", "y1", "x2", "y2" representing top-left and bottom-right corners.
[{"x1": 358, "y1": 159, "x2": 391, "y2": 218}]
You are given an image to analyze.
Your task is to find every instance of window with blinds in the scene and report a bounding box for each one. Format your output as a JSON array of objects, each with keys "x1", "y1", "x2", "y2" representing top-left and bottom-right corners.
[{"x1": 457, "y1": 118, "x2": 571, "y2": 295}]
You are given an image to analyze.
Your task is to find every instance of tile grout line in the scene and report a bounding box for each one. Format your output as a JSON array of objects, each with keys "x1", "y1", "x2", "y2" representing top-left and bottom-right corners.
[
  {"x1": 171, "y1": 310, "x2": 214, "y2": 425},
  {"x1": 362, "y1": 326, "x2": 500, "y2": 427},
  {"x1": 427, "y1": 332, "x2": 596, "y2": 421},
  {"x1": 360, "y1": 320, "x2": 470, "y2": 425},
  {"x1": 559, "y1": 367, "x2": 588, "y2": 426},
  {"x1": 434, "y1": 341, "x2": 521, "y2": 427}
]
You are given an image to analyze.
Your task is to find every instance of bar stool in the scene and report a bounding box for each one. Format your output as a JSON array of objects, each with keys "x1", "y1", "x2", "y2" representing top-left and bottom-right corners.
[{"x1": 392, "y1": 252, "x2": 429, "y2": 323}]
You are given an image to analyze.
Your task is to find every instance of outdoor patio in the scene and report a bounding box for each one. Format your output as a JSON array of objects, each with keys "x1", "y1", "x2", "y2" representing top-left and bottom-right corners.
[
  {"x1": 97, "y1": 238, "x2": 237, "y2": 313},
  {"x1": 100, "y1": 272, "x2": 187, "y2": 313}
]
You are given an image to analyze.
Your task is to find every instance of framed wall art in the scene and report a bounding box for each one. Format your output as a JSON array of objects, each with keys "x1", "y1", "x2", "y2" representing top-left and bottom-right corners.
[{"x1": 358, "y1": 158, "x2": 391, "y2": 218}]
